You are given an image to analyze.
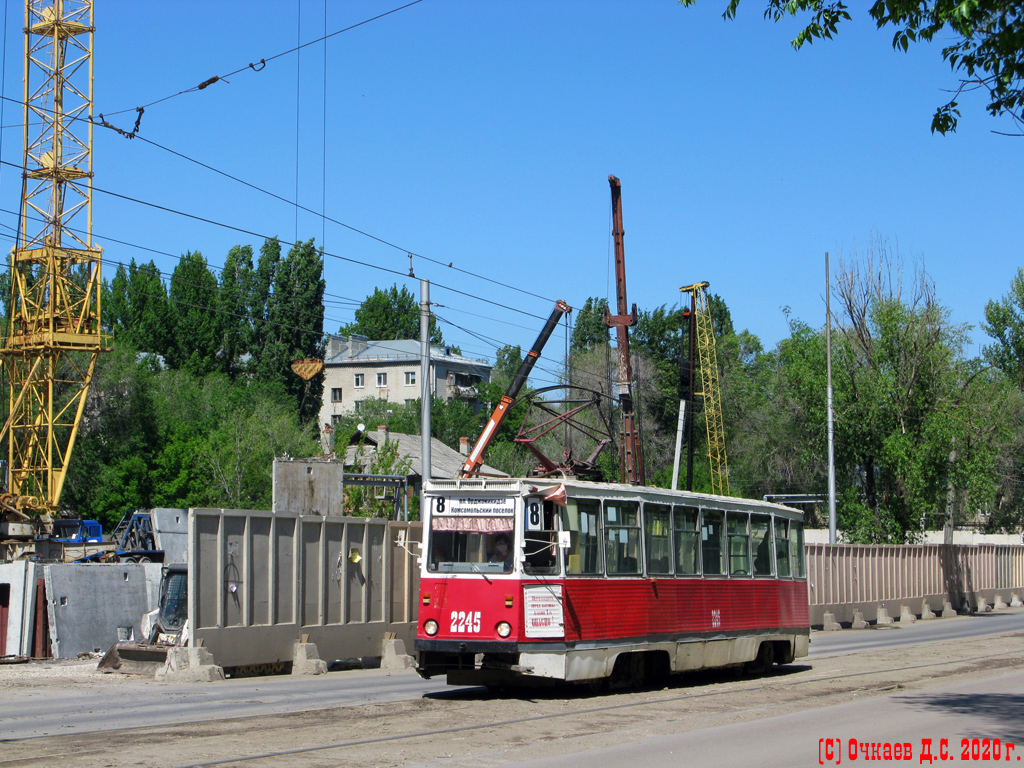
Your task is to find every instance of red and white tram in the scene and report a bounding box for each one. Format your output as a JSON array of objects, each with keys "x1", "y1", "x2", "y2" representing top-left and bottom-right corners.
[{"x1": 414, "y1": 477, "x2": 808, "y2": 688}]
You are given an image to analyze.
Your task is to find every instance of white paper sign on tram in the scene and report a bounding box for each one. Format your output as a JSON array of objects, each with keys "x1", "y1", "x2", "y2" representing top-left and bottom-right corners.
[{"x1": 523, "y1": 584, "x2": 564, "y2": 639}]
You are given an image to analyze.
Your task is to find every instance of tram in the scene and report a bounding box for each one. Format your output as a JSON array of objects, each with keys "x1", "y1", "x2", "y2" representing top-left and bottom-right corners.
[{"x1": 414, "y1": 477, "x2": 809, "y2": 688}]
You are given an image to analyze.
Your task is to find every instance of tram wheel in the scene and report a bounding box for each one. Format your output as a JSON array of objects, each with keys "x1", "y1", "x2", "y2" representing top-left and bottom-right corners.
[
  {"x1": 628, "y1": 653, "x2": 647, "y2": 689},
  {"x1": 745, "y1": 642, "x2": 775, "y2": 676}
]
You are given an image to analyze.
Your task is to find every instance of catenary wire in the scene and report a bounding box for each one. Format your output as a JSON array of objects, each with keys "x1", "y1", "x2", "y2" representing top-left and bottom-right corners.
[{"x1": 98, "y1": 0, "x2": 427, "y2": 119}]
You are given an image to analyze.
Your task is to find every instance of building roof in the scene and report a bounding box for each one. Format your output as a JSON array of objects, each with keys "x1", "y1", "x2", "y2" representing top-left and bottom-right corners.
[
  {"x1": 345, "y1": 429, "x2": 506, "y2": 479},
  {"x1": 325, "y1": 336, "x2": 490, "y2": 370}
]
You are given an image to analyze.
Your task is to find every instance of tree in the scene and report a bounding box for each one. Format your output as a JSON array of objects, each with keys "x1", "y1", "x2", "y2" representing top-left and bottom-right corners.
[
  {"x1": 217, "y1": 245, "x2": 254, "y2": 378},
  {"x1": 682, "y1": 1, "x2": 1024, "y2": 133},
  {"x1": 247, "y1": 238, "x2": 326, "y2": 421},
  {"x1": 982, "y1": 267, "x2": 1024, "y2": 390},
  {"x1": 341, "y1": 284, "x2": 442, "y2": 343},
  {"x1": 570, "y1": 297, "x2": 610, "y2": 352},
  {"x1": 105, "y1": 259, "x2": 170, "y2": 355},
  {"x1": 166, "y1": 251, "x2": 220, "y2": 376}
]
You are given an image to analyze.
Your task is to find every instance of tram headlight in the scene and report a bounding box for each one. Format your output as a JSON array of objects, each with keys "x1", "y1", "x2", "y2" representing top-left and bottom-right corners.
[
  {"x1": 496, "y1": 621, "x2": 512, "y2": 638},
  {"x1": 424, "y1": 619, "x2": 439, "y2": 636}
]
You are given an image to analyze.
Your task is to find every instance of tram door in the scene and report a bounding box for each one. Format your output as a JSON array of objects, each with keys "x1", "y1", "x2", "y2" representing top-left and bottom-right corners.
[{"x1": 523, "y1": 499, "x2": 559, "y2": 575}]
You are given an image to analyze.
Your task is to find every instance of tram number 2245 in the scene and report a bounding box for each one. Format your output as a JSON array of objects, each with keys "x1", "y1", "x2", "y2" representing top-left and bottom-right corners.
[{"x1": 451, "y1": 610, "x2": 482, "y2": 634}]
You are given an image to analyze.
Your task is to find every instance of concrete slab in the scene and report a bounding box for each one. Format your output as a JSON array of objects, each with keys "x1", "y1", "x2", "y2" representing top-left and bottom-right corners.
[
  {"x1": 150, "y1": 509, "x2": 188, "y2": 565},
  {"x1": 44, "y1": 563, "x2": 161, "y2": 658}
]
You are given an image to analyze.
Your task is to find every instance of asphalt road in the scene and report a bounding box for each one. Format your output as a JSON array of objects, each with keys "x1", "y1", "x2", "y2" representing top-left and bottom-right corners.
[
  {"x1": 427, "y1": 668, "x2": 1024, "y2": 768},
  {"x1": 2, "y1": 608, "x2": 1022, "y2": 741}
]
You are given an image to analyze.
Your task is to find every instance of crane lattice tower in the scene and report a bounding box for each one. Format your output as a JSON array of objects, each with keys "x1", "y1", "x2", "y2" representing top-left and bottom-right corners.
[
  {"x1": 680, "y1": 281, "x2": 730, "y2": 496},
  {"x1": 0, "y1": 0, "x2": 105, "y2": 520}
]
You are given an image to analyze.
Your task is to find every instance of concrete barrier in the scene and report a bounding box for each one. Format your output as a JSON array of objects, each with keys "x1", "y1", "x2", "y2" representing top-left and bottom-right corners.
[{"x1": 189, "y1": 509, "x2": 420, "y2": 671}]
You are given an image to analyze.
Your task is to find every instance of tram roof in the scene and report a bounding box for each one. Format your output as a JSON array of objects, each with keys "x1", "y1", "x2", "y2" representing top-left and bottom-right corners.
[{"x1": 424, "y1": 477, "x2": 804, "y2": 518}]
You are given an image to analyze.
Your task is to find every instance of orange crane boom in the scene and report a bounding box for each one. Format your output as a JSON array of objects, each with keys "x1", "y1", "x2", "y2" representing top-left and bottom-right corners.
[{"x1": 458, "y1": 300, "x2": 570, "y2": 478}]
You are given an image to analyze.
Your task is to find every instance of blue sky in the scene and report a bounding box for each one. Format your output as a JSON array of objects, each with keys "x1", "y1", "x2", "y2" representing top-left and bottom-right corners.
[{"x1": 1, "y1": 0, "x2": 1020, "y2": 390}]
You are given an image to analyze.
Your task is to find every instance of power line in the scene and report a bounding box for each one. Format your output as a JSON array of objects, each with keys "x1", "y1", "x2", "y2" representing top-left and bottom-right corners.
[
  {"x1": 98, "y1": 0, "x2": 428, "y2": 120},
  {"x1": 102, "y1": 132, "x2": 557, "y2": 305}
]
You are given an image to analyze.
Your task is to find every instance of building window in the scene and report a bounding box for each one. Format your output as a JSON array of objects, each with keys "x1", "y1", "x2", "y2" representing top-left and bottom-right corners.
[
  {"x1": 405, "y1": 371, "x2": 416, "y2": 386},
  {"x1": 377, "y1": 372, "x2": 388, "y2": 387},
  {"x1": 354, "y1": 373, "x2": 364, "y2": 388},
  {"x1": 331, "y1": 387, "x2": 342, "y2": 402}
]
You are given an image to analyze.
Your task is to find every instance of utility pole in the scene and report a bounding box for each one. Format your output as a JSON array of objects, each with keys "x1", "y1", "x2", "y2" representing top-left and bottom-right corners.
[
  {"x1": 605, "y1": 176, "x2": 644, "y2": 486},
  {"x1": 420, "y1": 280, "x2": 431, "y2": 483},
  {"x1": 826, "y1": 253, "x2": 837, "y2": 544}
]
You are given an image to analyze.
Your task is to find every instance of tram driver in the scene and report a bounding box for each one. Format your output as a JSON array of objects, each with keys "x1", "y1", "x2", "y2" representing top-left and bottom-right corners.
[{"x1": 489, "y1": 533, "x2": 514, "y2": 571}]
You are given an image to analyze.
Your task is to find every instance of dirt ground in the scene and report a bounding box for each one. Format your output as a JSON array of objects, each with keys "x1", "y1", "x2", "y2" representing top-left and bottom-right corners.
[{"x1": 3, "y1": 631, "x2": 1024, "y2": 768}]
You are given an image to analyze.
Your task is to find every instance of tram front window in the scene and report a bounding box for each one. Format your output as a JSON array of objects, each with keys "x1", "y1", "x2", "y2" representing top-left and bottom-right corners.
[{"x1": 429, "y1": 522, "x2": 515, "y2": 574}]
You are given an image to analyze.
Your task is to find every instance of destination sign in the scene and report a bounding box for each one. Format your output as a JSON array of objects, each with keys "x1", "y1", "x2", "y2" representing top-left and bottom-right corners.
[{"x1": 433, "y1": 496, "x2": 516, "y2": 516}]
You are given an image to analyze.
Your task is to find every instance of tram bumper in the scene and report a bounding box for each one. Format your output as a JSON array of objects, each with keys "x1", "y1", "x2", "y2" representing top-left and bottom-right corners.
[{"x1": 415, "y1": 638, "x2": 567, "y2": 685}]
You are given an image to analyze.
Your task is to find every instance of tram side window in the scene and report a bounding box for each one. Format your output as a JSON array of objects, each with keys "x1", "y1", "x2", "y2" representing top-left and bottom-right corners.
[
  {"x1": 561, "y1": 499, "x2": 602, "y2": 575},
  {"x1": 674, "y1": 506, "x2": 700, "y2": 575},
  {"x1": 701, "y1": 510, "x2": 724, "y2": 576},
  {"x1": 790, "y1": 521, "x2": 806, "y2": 577},
  {"x1": 727, "y1": 512, "x2": 751, "y2": 576},
  {"x1": 644, "y1": 503, "x2": 672, "y2": 575},
  {"x1": 751, "y1": 514, "x2": 772, "y2": 576},
  {"x1": 775, "y1": 518, "x2": 791, "y2": 577},
  {"x1": 524, "y1": 499, "x2": 559, "y2": 575},
  {"x1": 605, "y1": 500, "x2": 641, "y2": 575}
]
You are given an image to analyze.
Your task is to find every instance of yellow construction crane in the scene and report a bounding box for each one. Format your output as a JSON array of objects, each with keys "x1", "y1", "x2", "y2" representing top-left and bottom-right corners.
[
  {"x1": 0, "y1": 0, "x2": 105, "y2": 552},
  {"x1": 679, "y1": 281, "x2": 729, "y2": 496}
]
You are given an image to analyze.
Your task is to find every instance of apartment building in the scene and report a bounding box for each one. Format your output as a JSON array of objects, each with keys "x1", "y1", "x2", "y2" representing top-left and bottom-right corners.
[{"x1": 317, "y1": 335, "x2": 492, "y2": 426}]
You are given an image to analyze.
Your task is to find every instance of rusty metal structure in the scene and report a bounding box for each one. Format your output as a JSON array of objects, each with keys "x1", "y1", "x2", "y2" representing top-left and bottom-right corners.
[
  {"x1": 679, "y1": 281, "x2": 729, "y2": 496},
  {"x1": 0, "y1": 0, "x2": 104, "y2": 545},
  {"x1": 458, "y1": 300, "x2": 571, "y2": 478},
  {"x1": 604, "y1": 176, "x2": 644, "y2": 486},
  {"x1": 513, "y1": 384, "x2": 614, "y2": 479}
]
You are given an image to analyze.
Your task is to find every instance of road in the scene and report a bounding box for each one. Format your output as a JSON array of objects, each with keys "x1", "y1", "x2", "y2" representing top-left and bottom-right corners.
[
  {"x1": 1, "y1": 609, "x2": 1022, "y2": 767},
  {"x1": 428, "y1": 669, "x2": 1024, "y2": 768},
  {"x1": 2, "y1": 610, "x2": 1021, "y2": 741}
]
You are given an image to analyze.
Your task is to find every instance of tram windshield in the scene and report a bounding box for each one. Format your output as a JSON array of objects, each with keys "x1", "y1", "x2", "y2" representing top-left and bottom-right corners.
[{"x1": 428, "y1": 517, "x2": 515, "y2": 574}]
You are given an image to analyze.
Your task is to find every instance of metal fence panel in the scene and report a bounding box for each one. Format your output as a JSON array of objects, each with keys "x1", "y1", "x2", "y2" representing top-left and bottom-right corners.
[
  {"x1": 189, "y1": 509, "x2": 420, "y2": 668},
  {"x1": 807, "y1": 543, "x2": 1024, "y2": 625}
]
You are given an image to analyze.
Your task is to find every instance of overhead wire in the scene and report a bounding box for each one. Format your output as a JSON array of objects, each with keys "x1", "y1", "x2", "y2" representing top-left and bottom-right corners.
[
  {"x1": 97, "y1": 131, "x2": 558, "y2": 306},
  {"x1": 97, "y1": 0, "x2": 427, "y2": 120}
]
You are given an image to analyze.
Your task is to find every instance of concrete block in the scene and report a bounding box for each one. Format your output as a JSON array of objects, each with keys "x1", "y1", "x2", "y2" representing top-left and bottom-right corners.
[
  {"x1": 876, "y1": 604, "x2": 894, "y2": 626},
  {"x1": 941, "y1": 600, "x2": 957, "y2": 618},
  {"x1": 1011, "y1": 593, "x2": 1023, "y2": 608},
  {"x1": 821, "y1": 612, "x2": 842, "y2": 631},
  {"x1": 920, "y1": 600, "x2": 936, "y2": 620},
  {"x1": 44, "y1": 563, "x2": 162, "y2": 658},
  {"x1": 156, "y1": 647, "x2": 225, "y2": 683},
  {"x1": 291, "y1": 642, "x2": 328, "y2": 676},
  {"x1": 976, "y1": 596, "x2": 992, "y2": 613},
  {"x1": 851, "y1": 610, "x2": 869, "y2": 629},
  {"x1": 994, "y1": 594, "x2": 1008, "y2": 610},
  {"x1": 381, "y1": 638, "x2": 416, "y2": 672},
  {"x1": 899, "y1": 605, "x2": 916, "y2": 624}
]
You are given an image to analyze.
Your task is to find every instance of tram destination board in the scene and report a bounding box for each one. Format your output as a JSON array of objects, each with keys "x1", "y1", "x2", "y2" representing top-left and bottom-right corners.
[{"x1": 433, "y1": 495, "x2": 516, "y2": 516}]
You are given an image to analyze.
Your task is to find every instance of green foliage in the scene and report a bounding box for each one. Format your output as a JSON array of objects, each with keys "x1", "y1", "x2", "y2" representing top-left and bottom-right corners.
[
  {"x1": 570, "y1": 297, "x2": 610, "y2": 352},
  {"x1": 62, "y1": 338, "x2": 318, "y2": 526},
  {"x1": 105, "y1": 259, "x2": 170, "y2": 354},
  {"x1": 341, "y1": 284, "x2": 442, "y2": 344},
  {"x1": 345, "y1": 437, "x2": 413, "y2": 517},
  {"x1": 166, "y1": 251, "x2": 221, "y2": 376},
  {"x1": 681, "y1": 0, "x2": 1024, "y2": 133},
  {"x1": 247, "y1": 238, "x2": 326, "y2": 421},
  {"x1": 982, "y1": 267, "x2": 1024, "y2": 390}
]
